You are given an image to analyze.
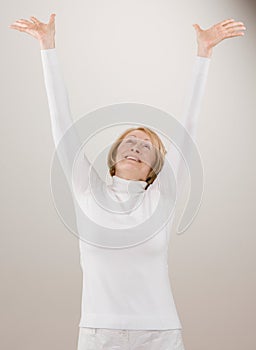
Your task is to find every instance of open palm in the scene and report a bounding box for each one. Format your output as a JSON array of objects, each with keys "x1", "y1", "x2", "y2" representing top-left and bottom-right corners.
[
  {"x1": 9, "y1": 13, "x2": 56, "y2": 42},
  {"x1": 193, "y1": 18, "x2": 246, "y2": 50}
]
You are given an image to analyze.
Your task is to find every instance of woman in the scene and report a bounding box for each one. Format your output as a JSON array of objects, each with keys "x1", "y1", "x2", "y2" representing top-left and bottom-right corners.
[{"x1": 9, "y1": 13, "x2": 245, "y2": 350}]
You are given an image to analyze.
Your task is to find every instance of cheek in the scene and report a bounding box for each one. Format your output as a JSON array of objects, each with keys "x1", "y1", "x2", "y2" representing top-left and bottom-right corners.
[
  {"x1": 115, "y1": 144, "x2": 125, "y2": 160},
  {"x1": 144, "y1": 151, "x2": 156, "y2": 166},
  {"x1": 117, "y1": 142, "x2": 130, "y2": 154}
]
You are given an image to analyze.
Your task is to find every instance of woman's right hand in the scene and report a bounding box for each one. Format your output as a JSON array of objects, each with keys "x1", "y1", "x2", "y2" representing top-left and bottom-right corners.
[{"x1": 9, "y1": 13, "x2": 56, "y2": 49}]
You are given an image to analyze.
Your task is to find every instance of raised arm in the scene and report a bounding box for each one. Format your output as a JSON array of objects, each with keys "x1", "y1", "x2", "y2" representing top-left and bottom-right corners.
[
  {"x1": 162, "y1": 55, "x2": 210, "y2": 201},
  {"x1": 159, "y1": 18, "x2": 246, "y2": 201},
  {"x1": 9, "y1": 13, "x2": 102, "y2": 195},
  {"x1": 40, "y1": 47, "x2": 100, "y2": 194}
]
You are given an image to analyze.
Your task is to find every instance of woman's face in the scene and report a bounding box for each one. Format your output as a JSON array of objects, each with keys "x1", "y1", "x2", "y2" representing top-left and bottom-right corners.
[{"x1": 114, "y1": 130, "x2": 156, "y2": 181}]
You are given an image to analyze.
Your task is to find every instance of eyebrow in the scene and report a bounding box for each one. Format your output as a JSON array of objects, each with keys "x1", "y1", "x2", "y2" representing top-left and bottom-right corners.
[{"x1": 127, "y1": 134, "x2": 152, "y2": 142}]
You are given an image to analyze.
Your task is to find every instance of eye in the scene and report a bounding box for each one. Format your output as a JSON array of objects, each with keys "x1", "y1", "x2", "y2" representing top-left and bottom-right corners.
[{"x1": 143, "y1": 142, "x2": 152, "y2": 150}]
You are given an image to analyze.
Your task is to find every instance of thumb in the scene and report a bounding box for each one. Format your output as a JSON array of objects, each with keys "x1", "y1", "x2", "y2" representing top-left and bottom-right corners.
[
  {"x1": 49, "y1": 13, "x2": 56, "y2": 23},
  {"x1": 192, "y1": 23, "x2": 201, "y2": 32}
]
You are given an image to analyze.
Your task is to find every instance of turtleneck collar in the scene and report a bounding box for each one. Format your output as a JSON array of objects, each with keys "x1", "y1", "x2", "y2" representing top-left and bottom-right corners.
[{"x1": 111, "y1": 175, "x2": 148, "y2": 193}]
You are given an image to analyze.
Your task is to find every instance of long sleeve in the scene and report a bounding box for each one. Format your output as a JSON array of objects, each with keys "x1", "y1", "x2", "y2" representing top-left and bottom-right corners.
[
  {"x1": 40, "y1": 48, "x2": 101, "y2": 195},
  {"x1": 156, "y1": 56, "x2": 211, "y2": 234},
  {"x1": 161, "y1": 56, "x2": 211, "y2": 197}
]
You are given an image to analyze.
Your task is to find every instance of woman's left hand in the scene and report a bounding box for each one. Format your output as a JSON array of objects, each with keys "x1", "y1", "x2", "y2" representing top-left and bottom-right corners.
[{"x1": 193, "y1": 18, "x2": 246, "y2": 58}]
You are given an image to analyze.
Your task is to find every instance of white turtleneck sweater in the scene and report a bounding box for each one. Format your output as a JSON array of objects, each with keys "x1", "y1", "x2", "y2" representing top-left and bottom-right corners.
[{"x1": 40, "y1": 48, "x2": 210, "y2": 330}]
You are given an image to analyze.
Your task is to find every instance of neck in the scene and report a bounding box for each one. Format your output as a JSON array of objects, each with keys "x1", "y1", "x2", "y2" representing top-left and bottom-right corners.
[
  {"x1": 114, "y1": 170, "x2": 147, "y2": 182},
  {"x1": 111, "y1": 174, "x2": 148, "y2": 193}
]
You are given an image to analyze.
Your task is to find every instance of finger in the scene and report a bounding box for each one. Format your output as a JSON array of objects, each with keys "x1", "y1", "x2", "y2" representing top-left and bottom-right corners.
[
  {"x1": 15, "y1": 19, "x2": 32, "y2": 25},
  {"x1": 30, "y1": 16, "x2": 40, "y2": 24},
  {"x1": 226, "y1": 27, "x2": 246, "y2": 35},
  {"x1": 216, "y1": 18, "x2": 235, "y2": 27},
  {"x1": 8, "y1": 24, "x2": 27, "y2": 31},
  {"x1": 9, "y1": 22, "x2": 28, "y2": 28},
  {"x1": 224, "y1": 22, "x2": 246, "y2": 30},
  {"x1": 48, "y1": 13, "x2": 56, "y2": 25},
  {"x1": 225, "y1": 32, "x2": 245, "y2": 39}
]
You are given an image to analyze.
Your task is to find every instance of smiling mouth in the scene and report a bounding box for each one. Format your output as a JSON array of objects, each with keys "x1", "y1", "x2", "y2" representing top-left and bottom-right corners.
[{"x1": 124, "y1": 156, "x2": 141, "y2": 163}]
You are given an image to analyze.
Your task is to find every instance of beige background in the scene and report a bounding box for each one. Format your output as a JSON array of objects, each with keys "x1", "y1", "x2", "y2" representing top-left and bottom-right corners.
[{"x1": 1, "y1": 0, "x2": 256, "y2": 349}]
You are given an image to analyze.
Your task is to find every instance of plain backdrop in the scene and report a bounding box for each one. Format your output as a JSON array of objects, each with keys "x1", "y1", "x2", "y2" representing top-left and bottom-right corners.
[{"x1": 1, "y1": 0, "x2": 256, "y2": 349}]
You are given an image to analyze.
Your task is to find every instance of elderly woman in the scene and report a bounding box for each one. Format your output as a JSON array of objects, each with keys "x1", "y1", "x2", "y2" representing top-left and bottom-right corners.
[{"x1": 9, "y1": 13, "x2": 245, "y2": 350}]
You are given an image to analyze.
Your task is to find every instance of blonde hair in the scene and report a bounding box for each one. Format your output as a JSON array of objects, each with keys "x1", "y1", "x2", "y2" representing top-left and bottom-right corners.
[{"x1": 107, "y1": 126, "x2": 167, "y2": 190}]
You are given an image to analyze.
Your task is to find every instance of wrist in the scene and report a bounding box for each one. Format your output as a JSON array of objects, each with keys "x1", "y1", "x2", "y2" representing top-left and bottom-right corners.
[
  {"x1": 39, "y1": 37, "x2": 55, "y2": 50},
  {"x1": 197, "y1": 44, "x2": 212, "y2": 58}
]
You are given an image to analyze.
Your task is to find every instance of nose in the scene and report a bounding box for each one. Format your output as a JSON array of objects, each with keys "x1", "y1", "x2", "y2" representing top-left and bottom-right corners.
[
  {"x1": 130, "y1": 145, "x2": 141, "y2": 154},
  {"x1": 130, "y1": 139, "x2": 144, "y2": 153}
]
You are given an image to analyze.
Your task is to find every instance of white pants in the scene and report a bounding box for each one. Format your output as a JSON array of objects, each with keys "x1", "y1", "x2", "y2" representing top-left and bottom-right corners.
[{"x1": 77, "y1": 327, "x2": 186, "y2": 350}]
